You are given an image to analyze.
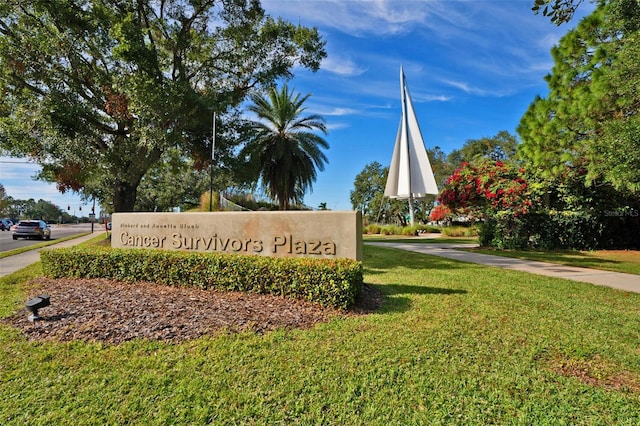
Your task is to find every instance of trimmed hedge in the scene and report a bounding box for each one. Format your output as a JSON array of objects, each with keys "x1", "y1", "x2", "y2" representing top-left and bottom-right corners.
[{"x1": 40, "y1": 247, "x2": 364, "y2": 310}]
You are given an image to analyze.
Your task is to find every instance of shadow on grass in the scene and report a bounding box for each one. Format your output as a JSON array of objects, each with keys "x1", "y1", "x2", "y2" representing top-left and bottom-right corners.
[
  {"x1": 364, "y1": 283, "x2": 466, "y2": 314},
  {"x1": 467, "y1": 248, "x2": 626, "y2": 268},
  {"x1": 361, "y1": 244, "x2": 468, "y2": 314},
  {"x1": 363, "y1": 252, "x2": 474, "y2": 277},
  {"x1": 381, "y1": 283, "x2": 467, "y2": 298}
]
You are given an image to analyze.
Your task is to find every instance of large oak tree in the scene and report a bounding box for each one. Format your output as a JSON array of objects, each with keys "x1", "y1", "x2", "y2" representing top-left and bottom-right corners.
[
  {"x1": 447, "y1": 130, "x2": 519, "y2": 167},
  {"x1": 0, "y1": 0, "x2": 325, "y2": 211}
]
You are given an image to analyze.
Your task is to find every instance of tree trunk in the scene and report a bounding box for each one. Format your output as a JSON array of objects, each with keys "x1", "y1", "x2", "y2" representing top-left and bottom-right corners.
[
  {"x1": 113, "y1": 180, "x2": 139, "y2": 212},
  {"x1": 110, "y1": 139, "x2": 161, "y2": 212}
]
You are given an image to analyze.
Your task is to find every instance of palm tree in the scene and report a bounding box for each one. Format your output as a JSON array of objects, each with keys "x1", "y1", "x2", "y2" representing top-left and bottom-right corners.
[{"x1": 240, "y1": 85, "x2": 329, "y2": 210}]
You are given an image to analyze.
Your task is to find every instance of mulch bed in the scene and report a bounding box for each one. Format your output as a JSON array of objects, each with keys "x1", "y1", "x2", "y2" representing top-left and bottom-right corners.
[{"x1": 3, "y1": 277, "x2": 382, "y2": 345}]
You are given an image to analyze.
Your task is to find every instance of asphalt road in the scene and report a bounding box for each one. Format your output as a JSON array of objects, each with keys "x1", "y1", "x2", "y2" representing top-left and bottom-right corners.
[{"x1": 0, "y1": 223, "x2": 102, "y2": 253}]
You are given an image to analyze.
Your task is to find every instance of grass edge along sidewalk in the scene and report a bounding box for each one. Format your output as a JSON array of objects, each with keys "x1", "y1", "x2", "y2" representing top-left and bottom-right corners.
[
  {"x1": 465, "y1": 246, "x2": 640, "y2": 276},
  {"x1": 366, "y1": 242, "x2": 640, "y2": 294}
]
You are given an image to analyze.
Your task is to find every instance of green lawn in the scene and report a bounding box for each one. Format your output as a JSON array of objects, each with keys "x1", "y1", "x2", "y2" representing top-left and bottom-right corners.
[
  {"x1": 1, "y1": 245, "x2": 639, "y2": 424},
  {"x1": 467, "y1": 247, "x2": 640, "y2": 275}
]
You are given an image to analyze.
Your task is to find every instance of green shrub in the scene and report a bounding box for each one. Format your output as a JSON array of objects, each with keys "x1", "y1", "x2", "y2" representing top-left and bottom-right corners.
[
  {"x1": 390, "y1": 225, "x2": 404, "y2": 235},
  {"x1": 401, "y1": 226, "x2": 418, "y2": 236},
  {"x1": 478, "y1": 218, "x2": 496, "y2": 248},
  {"x1": 479, "y1": 211, "x2": 529, "y2": 249},
  {"x1": 364, "y1": 224, "x2": 381, "y2": 234},
  {"x1": 441, "y1": 226, "x2": 478, "y2": 238},
  {"x1": 478, "y1": 209, "x2": 638, "y2": 250},
  {"x1": 40, "y1": 248, "x2": 363, "y2": 309}
]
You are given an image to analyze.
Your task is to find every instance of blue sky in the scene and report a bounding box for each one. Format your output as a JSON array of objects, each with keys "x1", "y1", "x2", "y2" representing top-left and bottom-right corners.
[{"x1": 0, "y1": 0, "x2": 594, "y2": 214}]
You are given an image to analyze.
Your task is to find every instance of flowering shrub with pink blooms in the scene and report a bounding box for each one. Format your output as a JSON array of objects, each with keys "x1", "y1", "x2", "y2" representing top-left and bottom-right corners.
[
  {"x1": 438, "y1": 162, "x2": 639, "y2": 249},
  {"x1": 438, "y1": 161, "x2": 533, "y2": 219}
]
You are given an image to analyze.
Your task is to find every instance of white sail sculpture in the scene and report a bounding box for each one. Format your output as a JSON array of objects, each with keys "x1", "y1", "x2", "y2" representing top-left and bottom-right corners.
[{"x1": 384, "y1": 66, "x2": 439, "y2": 226}]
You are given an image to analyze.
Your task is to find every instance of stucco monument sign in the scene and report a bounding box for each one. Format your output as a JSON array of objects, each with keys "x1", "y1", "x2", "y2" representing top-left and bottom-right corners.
[{"x1": 111, "y1": 211, "x2": 363, "y2": 261}]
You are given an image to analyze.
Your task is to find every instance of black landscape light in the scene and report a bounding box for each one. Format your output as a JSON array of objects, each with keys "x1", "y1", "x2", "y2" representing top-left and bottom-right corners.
[{"x1": 25, "y1": 295, "x2": 50, "y2": 322}]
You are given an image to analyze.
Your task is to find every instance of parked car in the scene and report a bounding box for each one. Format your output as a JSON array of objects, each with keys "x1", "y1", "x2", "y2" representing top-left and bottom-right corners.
[
  {"x1": 0, "y1": 218, "x2": 13, "y2": 231},
  {"x1": 12, "y1": 220, "x2": 51, "y2": 240}
]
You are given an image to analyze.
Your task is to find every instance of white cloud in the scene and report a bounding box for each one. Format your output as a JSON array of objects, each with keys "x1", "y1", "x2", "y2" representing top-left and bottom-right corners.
[
  {"x1": 422, "y1": 94, "x2": 451, "y2": 102},
  {"x1": 321, "y1": 55, "x2": 367, "y2": 76},
  {"x1": 263, "y1": 0, "x2": 443, "y2": 37},
  {"x1": 265, "y1": 0, "x2": 575, "y2": 98},
  {"x1": 441, "y1": 79, "x2": 484, "y2": 95},
  {"x1": 326, "y1": 121, "x2": 350, "y2": 131},
  {"x1": 0, "y1": 157, "x2": 40, "y2": 179},
  {"x1": 321, "y1": 107, "x2": 358, "y2": 116}
]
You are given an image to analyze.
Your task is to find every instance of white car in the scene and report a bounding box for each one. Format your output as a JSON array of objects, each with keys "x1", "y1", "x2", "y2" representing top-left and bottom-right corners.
[{"x1": 12, "y1": 220, "x2": 51, "y2": 240}]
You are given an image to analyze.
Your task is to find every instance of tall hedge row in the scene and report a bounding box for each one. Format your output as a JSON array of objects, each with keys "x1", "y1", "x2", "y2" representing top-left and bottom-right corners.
[
  {"x1": 40, "y1": 247, "x2": 363, "y2": 309},
  {"x1": 479, "y1": 210, "x2": 640, "y2": 250}
]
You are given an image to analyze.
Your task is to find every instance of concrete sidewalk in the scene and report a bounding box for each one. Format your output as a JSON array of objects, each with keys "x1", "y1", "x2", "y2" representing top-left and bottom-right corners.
[
  {"x1": 0, "y1": 231, "x2": 108, "y2": 278},
  {"x1": 366, "y1": 242, "x2": 640, "y2": 294}
]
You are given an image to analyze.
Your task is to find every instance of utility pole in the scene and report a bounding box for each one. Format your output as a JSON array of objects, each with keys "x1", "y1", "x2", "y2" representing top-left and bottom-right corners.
[
  {"x1": 209, "y1": 112, "x2": 216, "y2": 212},
  {"x1": 91, "y1": 198, "x2": 95, "y2": 233}
]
